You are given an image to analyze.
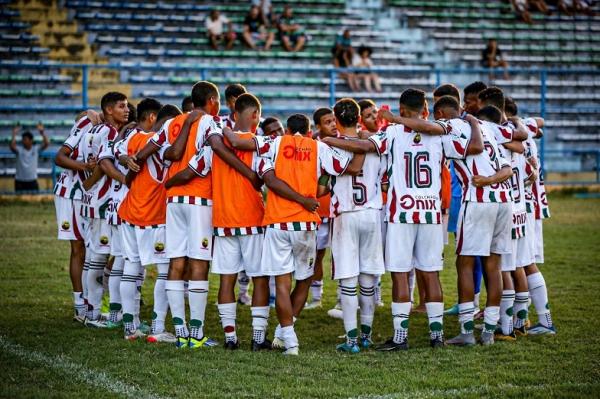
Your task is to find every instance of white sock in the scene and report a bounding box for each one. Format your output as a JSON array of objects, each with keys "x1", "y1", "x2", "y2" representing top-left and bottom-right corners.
[
  {"x1": 374, "y1": 276, "x2": 382, "y2": 304},
  {"x1": 458, "y1": 301, "x2": 475, "y2": 335},
  {"x1": 527, "y1": 272, "x2": 553, "y2": 328},
  {"x1": 134, "y1": 268, "x2": 145, "y2": 327},
  {"x1": 152, "y1": 263, "x2": 169, "y2": 334},
  {"x1": 102, "y1": 265, "x2": 110, "y2": 292},
  {"x1": 218, "y1": 302, "x2": 237, "y2": 343},
  {"x1": 108, "y1": 255, "x2": 124, "y2": 323},
  {"x1": 188, "y1": 280, "x2": 209, "y2": 339},
  {"x1": 340, "y1": 277, "x2": 359, "y2": 344},
  {"x1": 120, "y1": 259, "x2": 141, "y2": 332},
  {"x1": 358, "y1": 273, "x2": 377, "y2": 338},
  {"x1": 82, "y1": 252, "x2": 90, "y2": 302},
  {"x1": 166, "y1": 280, "x2": 188, "y2": 338},
  {"x1": 238, "y1": 271, "x2": 250, "y2": 297},
  {"x1": 474, "y1": 292, "x2": 481, "y2": 310},
  {"x1": 391, "y1": 302, "x2": 411, "y2": 343},
  {"x1": 87, "y1": 252, "x2": 108, "y2": 320},
  {"x1": 310, "y1": 280, "x2": 323, "y2": 302},
  {"x1": 514, "y1": 291, "x2": 529, "y2": 329},
  {"x1": 269, "y1": 276, "x2": 276, "y2": 298},
  {"x1": 483, "y1": 306, "x2": 500, "y2": 334},
  {"x1": 281, "y1": 325, "x2": 298, "y2": 349},
  {"x1": 408, "y1": 269, "x2": 416, "y2": 304},
  {"x1": 426, "y1": 302, "x2": 444, "y2": 341},
  {"x1": 251, "y1": 306, "x2": 270, "y2": 344},
  {"x1": 500, "y1": 290, "x2": 515, "y2": 335},
  {"x1": 73, "y1": 291, "x2": 85, "y2": 317}
]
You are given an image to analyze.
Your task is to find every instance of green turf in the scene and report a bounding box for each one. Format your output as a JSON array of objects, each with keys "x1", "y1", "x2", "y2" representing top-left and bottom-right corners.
[{"x1": 0, "y1": 195, "x2": 599, "y2": 398}]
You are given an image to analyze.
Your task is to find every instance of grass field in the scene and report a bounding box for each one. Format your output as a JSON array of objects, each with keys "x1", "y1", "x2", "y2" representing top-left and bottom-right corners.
[{"x1": 1, "y1": 195, "x2": 599, "y2": 398}]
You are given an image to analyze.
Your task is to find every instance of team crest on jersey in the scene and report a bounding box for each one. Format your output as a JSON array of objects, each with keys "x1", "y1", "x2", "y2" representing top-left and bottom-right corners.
[
  {"x1": 413, "y1": 133, "x2": 422, "y2": 144},
  {"x1": 154, "y1": 242, "x2": 165, "y2": 253},
  {"x1": 61, "y1": 221, "x2": 70, "y2": 230},
  {"x1": 99, "y1": 235, "x2": 109, "y2": 245},
  {"x1": 201, "y1": 238, "x2": 209, "y2": 248}
]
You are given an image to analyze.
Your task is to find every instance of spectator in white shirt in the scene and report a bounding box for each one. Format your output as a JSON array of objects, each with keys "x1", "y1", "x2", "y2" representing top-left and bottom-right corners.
[{"x1": 205, "y1": 9, "x2": 236, "y2": 50}]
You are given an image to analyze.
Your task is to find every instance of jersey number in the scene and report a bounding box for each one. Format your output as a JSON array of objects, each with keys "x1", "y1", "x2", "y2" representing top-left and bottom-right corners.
[
  {"x1": 403, "y1": 152, "x2": 432, "y2": 188},
  {"x1": 511, "y1": 167, "x2": 521, "y2": 204},
  {"x1": 352, "y1": 171, "x2": 367, "y2": 205}
]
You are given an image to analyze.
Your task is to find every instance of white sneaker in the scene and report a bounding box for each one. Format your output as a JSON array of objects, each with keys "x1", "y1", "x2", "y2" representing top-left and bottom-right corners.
[
  {"x1": 147, "y1": 331, "x2": 177, "y2": 343},
  {"x1": 85, "y1": 318, "x2": 107, "y2": 328},
  {"x1": 327, "y1": 308, "x2": 343, "y2": 320},
  {"x1": 124, "y1": 329, "x2": 146, "y2": 341},
  {"x1": 237, "y1": 293, "x2": 251, "y2": 306},
  {"x1": 304, "y1": 300, "x2": 322, "y2": 310},
  {"x1": 283, "y1": 346, "x2": 299, "y2": 356},
  {"x1": 272, "y1": 337, "x2": 286, "y2": 349}
]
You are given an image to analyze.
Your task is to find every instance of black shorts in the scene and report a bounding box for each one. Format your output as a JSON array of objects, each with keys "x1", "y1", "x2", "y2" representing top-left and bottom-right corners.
[{"x1": 15, "y1": 179, "x2": 39, "y2": 192}]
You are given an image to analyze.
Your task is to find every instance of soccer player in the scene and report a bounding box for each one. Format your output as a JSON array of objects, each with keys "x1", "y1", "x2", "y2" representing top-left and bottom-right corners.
[
  {"x1": 54, "y1": 115, "x2": 97, "y2": 321},
  {"x1": 224, "y1": 114, "x2": 361, "y2": 355},
  {"x1": 222, "y1": 83, "x2": 247, "y2": 130},
  {"x1": 80, "y1": 92, "x2": 130, "y2": 327},
  {"x1": 463, "y1": 81, "x2": 487, "y2": 116},
  {"x1": 320, "y1": 98, "x2": 383, "y2": 353},
  {"x1": 260, "y1": 117, "x2": 285, "y2": 137},
  {"x1": 181, "y1": 96, "x2": 194, "y2": 113},
  {"x1": 305, "y1": 107, "x2": 339, "y2": 310},
  {"x1": 118, "y1": 104, "x2": 182, "y2": 342}
]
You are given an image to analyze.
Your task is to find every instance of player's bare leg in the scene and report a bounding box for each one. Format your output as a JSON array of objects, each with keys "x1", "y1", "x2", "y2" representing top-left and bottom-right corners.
[
  {"x1": 412, "y1": 270, "x2": 427, "y2": 313},
  {"x1": 306, "y1": 249, "x2": 325, "y2": 309},
  {"x1": 447, "y1": 255, "x2": 476, "y2": 346},
  {"x1": 291, "y1": 278, "x2": 312, "y2": 318}
]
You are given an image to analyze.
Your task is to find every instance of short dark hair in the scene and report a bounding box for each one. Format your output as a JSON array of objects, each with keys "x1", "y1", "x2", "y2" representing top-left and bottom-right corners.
[
  {"x1": 313, "y1": 107, "x2": 333, "y2": 126},
  {"x1": 400, "y1": 88, "x2": 426, "y2": 112},
  {"x1": 504, "y1": 96, "x2": 518, "y2": 117},
  {"x1": 333, "y1": 98, "x2": 360, "y2": 128},
  {"x1": 464, "y1": 81, "x2": 487, "y2": 97},
  {"x1": 234, "y1": 93, "x2": 261, "y2": 114},
  {"x1": 225, "y1": 83, "x2": 247, "y2": 101},
  {"x1": 477, "y1": 105, "x2": 503, "y2": 124},
  {"x1": 22, "y1": 131, "x2": 33, "y2": 140},
  {"x1": 478, "y1": 86, "x2": 505, "y2": 110},
  {"x1": 286, "y1": 114, "x2": 310, "y2": 135},
  {"x1": 181, "y1": 96, "x2": 193, "y2": 111},
  {"x1": 433, "y1": 95, "x2": 460, "y2": 114},
  {"x1": 126, "y1": 102, "x2": 137, "y2": 124},
  {"x1": 261, "y1": 117, "x2": 280, "y2": 129},
  {"x1": 433, "y1": 84, "x2": 460, "y2": 102},
  {"x1": 191, "y1": 81, "x2": 219, "y2": 108},
  {"x1": 156, "y1": 104, "x2": 182, "y2": 122},
  {"x1": 136, "y1": 98, "x2": 162, "y2": 123},
  {"x1": 100, "y1": 91, "x2": 127, "y2": 113},
  {"x1": 358, "y1": 99, "x2": 376, "y2": 113}
]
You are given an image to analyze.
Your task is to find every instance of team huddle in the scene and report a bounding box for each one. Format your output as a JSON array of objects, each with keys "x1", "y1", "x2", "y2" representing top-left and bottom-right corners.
[{"x1": 53, "y1": 80, "x2": 555, "y2": 355}]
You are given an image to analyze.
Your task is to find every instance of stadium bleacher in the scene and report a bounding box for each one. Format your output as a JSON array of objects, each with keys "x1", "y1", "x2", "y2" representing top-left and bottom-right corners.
[{"x1": 0, "y1": 0, "x2": 599, "y2": 184}]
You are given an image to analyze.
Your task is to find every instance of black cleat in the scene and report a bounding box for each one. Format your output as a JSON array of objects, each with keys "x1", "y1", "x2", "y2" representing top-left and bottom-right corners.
[
  {"x1": 251, "y1": 338, "x2": 273, "y2": 352},
  {"x1": 430, "y1": 337, "x2": 446, "y2": 348},
  {"x1": 375, "y1": 338, "x2": 408, "y2": 351},
  {"x1": 224, "y1": 340, "x2": 240, "y2": 350}
]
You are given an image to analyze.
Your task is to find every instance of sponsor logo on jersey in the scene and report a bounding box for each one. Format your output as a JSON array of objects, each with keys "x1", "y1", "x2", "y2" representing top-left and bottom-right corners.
[
  {"x1": 282, "y1": 145, "x2": 312, "y2": 161},
  {"x1": 399, "y1": 194, "x2": 437, "y2": 210}
]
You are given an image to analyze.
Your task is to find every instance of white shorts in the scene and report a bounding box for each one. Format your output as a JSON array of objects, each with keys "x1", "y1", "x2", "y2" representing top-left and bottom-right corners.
[
  {"x1": 385, "y1": 222, "x2": 444, "y2": 272},
  {"x1": 84, "y1": 217, "x2": 111, "y2": 255},
  {"x1": 316, "y1": 219, "x2": 330, "y2": 250},
  {"x1": 261, "y1": 228, "x2": 316, "y2": 280},
  {"x1": 456, "y1": 201, "x2": 512, "y2": 256},
  {"x1": 331, "y1": 209, "x2": 384, "y2": 280},
  {"x1": 110, "y1": 225, "x2": 123, "y2": 257},
  {"x1": 54, "y1": 196, "x2": 85, "y2": 241},
  {"x1": 442, "y1": 212, "x2": 449, "y2": 246},
  {"x1": 212, "y1": 234, "x2": 263, "y2": 276},
  {"x1": 535, "y1": 219, "x2": 544, "y2": 264},
  {"x1": 166, "y1": 203, "x2": 213, "y2": 260},
  {"x1": 121, "y1": 223, "x2": 168, "y2": 266}
]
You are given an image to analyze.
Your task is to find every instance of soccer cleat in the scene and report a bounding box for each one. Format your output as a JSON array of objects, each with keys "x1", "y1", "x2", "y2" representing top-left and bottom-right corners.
[
  {"x1": 375, "y1": 338, "x2": 409, "y2": 352},
  {"x1": 446, "y1": 333, "x2": 476, "y2": 347},
  {"x1": 527, "y1": 323, "x2": 556, "y2": 336},
  {"x1": 430, "y1": 337, "x2": 445, "y2": 348},
  {"x1": 514, "y1": 326, "x2": 528, "y2": 337},
  {"x1": 282, "y1": 346, "x2": 299, "y2": 356},
  {"x1": 106, "y1": 320, "x2": 123, "y2": 329},
  {"x1": 480, "y1": 331, "x2": 495, "y2": 346},
  {"x1": 85, "y1": 318, "x2": 108, "y2": 328},
  {"x1": 189, "y1": 336, "x2": 218, "y2": 348},
  {"x1": 252, "y1": 338, "x2": 273, "y2": 352},
  {"x1": 224, "y1": 340, "x2": 240, "y2": 350},
  {"x1": 174, "y1": 336, "x2": 189, "y2": 348},
  {"x1": 444, "y1": 304, "x2": 459, "y2": 316},
  {"x1": 494, "y1": 330, "x2": 517, "y2": 342},
  {"x1": 73, "y1": 314, "x2": 86, "y2": 324},
  {"x1": 525, "y1": 319, "x2": 531, "y2": 329},
  {"x1": 304, "y1": 300, "x2": 322, "y2": 310},
  {"x1": 337, "y1": 342, "x2": 360, "y2": 353},
  {"x1": 124, "y1": 329, "x2": 146, "y2": 341},
  {"x1": 237, "y1": 293, "x2": 251, "y2": 306},
  {"x1": 137, "y1": 322, "x2": 151, "y2": 335},
  {"x1": 146, "y1": 332, "x2": 177, "y2": 344},
  {"x1": 360, "y1": 336, "x2": 374, "y2": 349},
  {"x1": 272, "y1": 337, "x2": 286, "y2": 349},
  {"x1": 327, "y1": 306, "x2": 343, "y2": 320},
  {"x1": 376, "y1": 300, "x2": 385, "y2": 307}
]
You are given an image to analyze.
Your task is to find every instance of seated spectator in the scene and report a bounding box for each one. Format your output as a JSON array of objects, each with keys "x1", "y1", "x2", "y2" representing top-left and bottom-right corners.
[
  {"x1": 481, "y1": 38, "x2": 509, "y2": 80},
  {"x1": 510, "y1": 0, "x2": 534, "y2": 23},
  {"x1": 277, "y1": 5, "x2": 307, "y2": 52},
  {"x1": 242, "y1": 5, "x2": 274, "y2": 50},
  {"x1": 530, "y1": 0, "x2": 552, "y2": 15},
  {"x1": 205, "y1": 9, "x2": 236, "y2": 50},
  {"x1": 251, "y1": 0, "x2": 273, "y2": 25},
  {"x1": 354, "y1": 45, "x2": 382, "y2": 93},
  {"x1": 10, "y1": 123, "x2": 49, "y2": 193},
  {"x1": 332, "y1": 29, "x2": 359, "y2": 91}
]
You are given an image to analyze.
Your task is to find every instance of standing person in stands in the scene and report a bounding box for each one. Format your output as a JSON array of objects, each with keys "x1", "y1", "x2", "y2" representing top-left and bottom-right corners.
[
  {"x1": 243, "y1": 5, "x2": 275, "y2": 51},
  {"x1": 277, "y1": 5, "x2": 307, "y2": 52},
  {"x1": 10, "y1": 123, "x2": 49, "y2": 192},
  {"x1": 205, "y1": 9, "x2": 236, "y2": 50},
  {"x1": 481, "y1": 39, "x2": 509, "y2": 80}
]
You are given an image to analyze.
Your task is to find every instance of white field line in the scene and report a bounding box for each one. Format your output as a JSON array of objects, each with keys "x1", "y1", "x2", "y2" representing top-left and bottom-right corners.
[
  {"x1": 0, "y1": 335, "x2": 167, "y2": 399},
  {"x1": 350, "y1": 382, "x2": 597, "y2": 399}
]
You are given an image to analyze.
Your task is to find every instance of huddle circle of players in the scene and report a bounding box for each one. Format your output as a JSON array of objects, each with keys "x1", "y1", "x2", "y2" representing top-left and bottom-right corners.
[{"x1": 53, "y1": 80, "x2": 554, "y2": 355}]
